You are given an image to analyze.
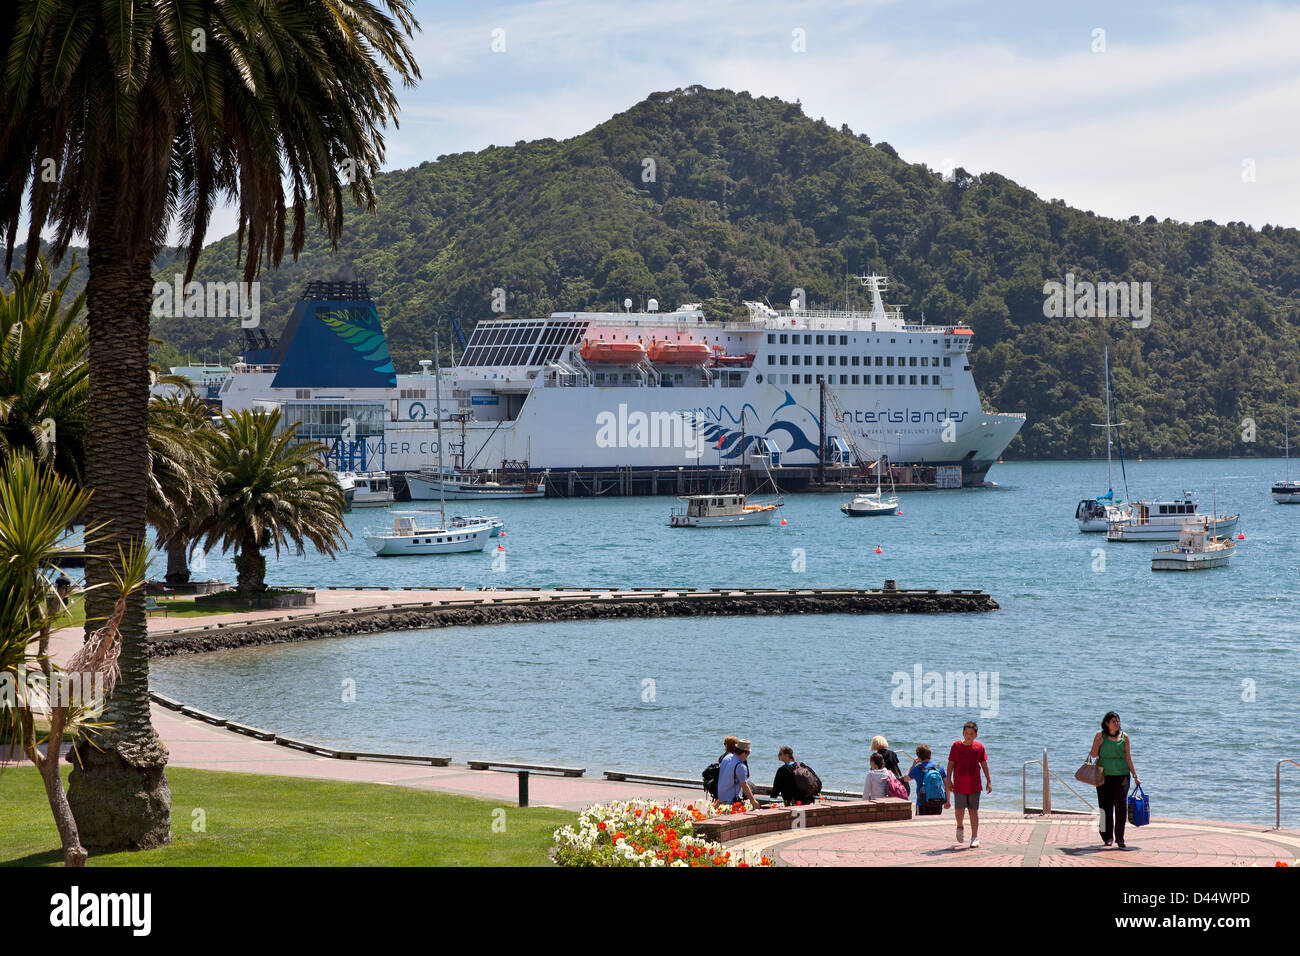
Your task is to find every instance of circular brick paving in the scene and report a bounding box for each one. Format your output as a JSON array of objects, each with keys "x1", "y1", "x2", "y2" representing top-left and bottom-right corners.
[{"x1": 725, "y1": 812, "x2": 1300, "y2": 867}]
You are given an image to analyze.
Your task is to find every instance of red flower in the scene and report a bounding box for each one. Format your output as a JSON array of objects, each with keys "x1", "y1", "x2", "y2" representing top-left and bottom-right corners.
[
  {"x1": 597, "y1": 821, "x2": 607, "y2": 830},
  {"x1": 1277, "y1": 861, "x2": 1289, "y2": 867}
]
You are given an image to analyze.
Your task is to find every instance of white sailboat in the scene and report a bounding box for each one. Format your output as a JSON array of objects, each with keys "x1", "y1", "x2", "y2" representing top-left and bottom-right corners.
[
  {"x1": 842, "y1": 447, "x2": 899, "y2": 517},
  {"x1": 1077, "y1": 347, "x2": 1133, "y2": 531},
  {"x1": 364, "y1": 334, "x2": 495, "y2": 556},
  {"x1": 1272, "y1": 403, "x2": 1300, "y2": 503}
]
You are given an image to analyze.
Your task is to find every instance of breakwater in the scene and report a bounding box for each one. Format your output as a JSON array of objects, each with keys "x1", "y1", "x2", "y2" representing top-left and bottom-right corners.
[{"x1": 147, "y1": 584, "x2": 998, "y2": 658}]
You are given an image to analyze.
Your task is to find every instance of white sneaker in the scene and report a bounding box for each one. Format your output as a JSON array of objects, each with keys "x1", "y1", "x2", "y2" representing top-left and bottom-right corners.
[
  {"x1": 970, "y1": 838, "x2": 981, "y2": 848},
  {"x1": 956, "y1": 826, "x2": 965, "y2": 844}
]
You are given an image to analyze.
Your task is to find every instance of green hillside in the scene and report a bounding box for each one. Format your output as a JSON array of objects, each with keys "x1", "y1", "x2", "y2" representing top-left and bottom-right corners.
[{"x1": 58, "y1": 87, "x2": 1300, "y2": 458}]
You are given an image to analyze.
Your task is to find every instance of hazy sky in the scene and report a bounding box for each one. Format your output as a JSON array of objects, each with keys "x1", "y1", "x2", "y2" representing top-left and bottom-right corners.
[{"x1": 196, "y1": 0, "x2": 1300, "y2": 242}]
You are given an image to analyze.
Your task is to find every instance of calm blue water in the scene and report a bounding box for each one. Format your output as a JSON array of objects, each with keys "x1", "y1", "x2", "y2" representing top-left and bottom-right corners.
[{"x1": 153, "y1": 459, "x2": 1300, "y2": 824}]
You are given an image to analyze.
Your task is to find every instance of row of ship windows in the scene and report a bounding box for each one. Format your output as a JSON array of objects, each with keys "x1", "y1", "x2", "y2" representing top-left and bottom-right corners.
[
  {"x1": 459, "y1": 345, "x2": 570, "y2": 367},
  {"x1": 763, "y1": 374, "x2": 944, "y2": 387},
  {"x1": 768, "y1": 355, "x2": 952, "y2": 367},
  {"x1": 766, "y1": 333, "x2": 943, "y2": 346},
  {"x1": 466, "y1": 321, "x2": 588, "y2": 350}
]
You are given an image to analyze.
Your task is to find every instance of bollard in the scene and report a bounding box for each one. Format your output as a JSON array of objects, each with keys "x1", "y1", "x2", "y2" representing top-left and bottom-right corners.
[{"x1": 518, "y1": 770, "x2": 529, "y2": 808}]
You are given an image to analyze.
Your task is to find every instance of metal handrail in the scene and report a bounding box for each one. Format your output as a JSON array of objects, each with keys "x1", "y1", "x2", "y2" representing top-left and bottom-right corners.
[
  {"x1": 1022, "y1": 748, "x2": 1097, "y2": 815},
  {"x1": 1278, "y1": 759, "x2": 1300, "y2": 829}
]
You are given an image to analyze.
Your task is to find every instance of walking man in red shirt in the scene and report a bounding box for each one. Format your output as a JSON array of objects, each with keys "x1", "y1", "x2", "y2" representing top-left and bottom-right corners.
[{"x1": 946, "y1": 720, "x2": 992, "y2": 848}]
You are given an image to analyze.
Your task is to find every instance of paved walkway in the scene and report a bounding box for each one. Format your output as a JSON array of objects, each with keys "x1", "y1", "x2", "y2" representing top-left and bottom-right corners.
[
  {"x1": 725, "y1": 814, "x2": 1300, "y2": 867},
  {"x1": 35, "y1": 590, "x2": 1300, "y2": 863}
]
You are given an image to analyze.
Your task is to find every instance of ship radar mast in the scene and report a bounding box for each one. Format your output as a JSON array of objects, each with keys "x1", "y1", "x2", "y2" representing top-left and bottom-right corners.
[{"x1": 856, "y1": 273, "x2": 890, "y2": 323}]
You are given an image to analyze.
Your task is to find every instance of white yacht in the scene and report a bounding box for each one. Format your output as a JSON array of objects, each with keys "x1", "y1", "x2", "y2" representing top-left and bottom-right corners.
[
  {"x1": 1272, "y1": 403, "x2": 1300, "y2": 503},
  {"x1": 668, "y1": 493, "x2": 779, "y2": 528},
  {"x1": 1151, "y1": 527, "x2": 1235, "y2": 571},
  {"x1": 351, "y1": 472, "x2": 394, "y2": 507},
  {"x1": 363, "y1": 513, "x2": 495, "y2": 556},
  {"x1": 1106, "y1": 492, "x2": 1238, "y2": 542},
  {"x1": 842, "y1": 451, "x2": 899, "y2": 517},
  {"x1": 363, "y1": 334, "x2": 497, "y2": 556},
  {"x1": 1076, "y1": 347, "x2": 1133, "y2": 532},
  {"x1": 332, "y1": 471, "x2": 356, "y2": 512}
]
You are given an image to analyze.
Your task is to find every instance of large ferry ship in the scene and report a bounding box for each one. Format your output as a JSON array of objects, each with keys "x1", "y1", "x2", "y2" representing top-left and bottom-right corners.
[{"x1": 218, "y1": 277, "x2": 1025, "y2": 486}]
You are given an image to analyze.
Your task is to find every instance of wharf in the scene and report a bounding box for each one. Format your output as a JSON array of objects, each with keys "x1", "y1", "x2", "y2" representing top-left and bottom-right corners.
[{"x1": 138, "y1": 583, "x2": 998, "y2": 658}]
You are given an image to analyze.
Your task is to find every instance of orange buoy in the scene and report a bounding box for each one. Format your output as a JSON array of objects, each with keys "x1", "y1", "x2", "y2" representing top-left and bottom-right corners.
[
  {"x1": 496, "y1": 544, "x2": 505, "y2": 551},
  {"x1": 1237, "y1": 532, "x2": 1245, "y2": 540},
  {"x1": 780, "y1": 518, "x2": 787, "y2": 525},
  {"x1": 874, "y1": 546, "x2": 882, "y2": 554}
]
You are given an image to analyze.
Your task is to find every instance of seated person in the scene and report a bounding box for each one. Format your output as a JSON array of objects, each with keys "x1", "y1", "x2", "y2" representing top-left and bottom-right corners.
[{"x1": 862, "y1": 751, "x2": 894, "y2": 799}]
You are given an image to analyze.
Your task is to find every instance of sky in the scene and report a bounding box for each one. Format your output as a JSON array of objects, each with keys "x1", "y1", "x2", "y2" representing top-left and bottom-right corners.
[{"x1": 196, "y1": 0, "x2": 1300, "y2": 242}]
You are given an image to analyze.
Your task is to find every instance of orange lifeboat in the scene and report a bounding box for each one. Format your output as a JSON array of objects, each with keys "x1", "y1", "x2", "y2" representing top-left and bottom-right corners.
[
  {"x1": 648, "y1": 340, "x2": 713, "y2": 365},
  {"x1": 709, "y1": 345, "x2": 756, "y2": 367},
  {"x1": 580, "y1": 340, "x2": 647, "y2": 364}
]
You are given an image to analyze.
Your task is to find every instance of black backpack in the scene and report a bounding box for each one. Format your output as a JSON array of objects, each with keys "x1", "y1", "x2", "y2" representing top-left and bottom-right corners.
[
  {"x1": 791, "y1": 761, "x2": 822, "y2": 802},
  {"x1": 702, "y1": 755, "x2": 725, "y2": 798}
]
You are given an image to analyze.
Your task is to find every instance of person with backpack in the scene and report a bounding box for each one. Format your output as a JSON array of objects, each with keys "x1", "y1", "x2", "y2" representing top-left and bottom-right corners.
[
  {"x1": 907, "y1": 744, "x2": 947, "y2": 816},
  {"x1": 717, "y1": 738, "x2": 759, "y2": 808},
  {"x1": 771, "y1": 745, "x2": 822, "y2": 806},
  {"x1": 871, "y1": 734, "x2": 910, "y2": 796},
  {"x1": 864, "y1": 751, "x2": 908, "y2": 799},
  {"x1": 1089, "y1": 711, "x2": 1141, "y2": 849},
  {"x1": 702, "y1": 735, "x2": 739, "y2": 801}
]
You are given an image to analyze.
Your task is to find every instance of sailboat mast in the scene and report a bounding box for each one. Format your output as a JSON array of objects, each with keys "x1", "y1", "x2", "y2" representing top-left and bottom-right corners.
[
  {"x1": 434, "y1": 332, "x2": 446, "y2": 527},
  {"x1": 1103, "y1": 347, "x2": 1113, "y2": 493},
  {"x1": 1286, "y1": 402, "x2": 1291, "y2": 483}
]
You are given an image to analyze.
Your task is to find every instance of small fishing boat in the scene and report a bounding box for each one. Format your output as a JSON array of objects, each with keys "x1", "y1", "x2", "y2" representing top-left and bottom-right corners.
[
  {"x1": 351, "y1": 472, "x2": 394, "y2": 507},
  {"x1": 407, "y1": 464, "x2": 546, "y2": 500},
  {"x1": 1151, "y1": 527, "x2": 1235, "y2": 571},
  {"x1": 1272, "y1": 403, "x2": 1300, "y2": 503},
  {"x1": 669, "y1": 493, "x2": 779, "y2": 527},
  {"x1": 451, "y1": 514, "x2": 505, "y2": 537}
]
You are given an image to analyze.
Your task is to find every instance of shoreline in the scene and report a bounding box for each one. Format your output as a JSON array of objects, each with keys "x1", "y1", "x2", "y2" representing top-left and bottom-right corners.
[{"x1": 145, "y1": 586, "x2": 1000, "y2": 658}]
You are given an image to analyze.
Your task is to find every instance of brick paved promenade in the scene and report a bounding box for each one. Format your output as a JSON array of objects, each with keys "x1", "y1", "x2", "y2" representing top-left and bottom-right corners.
[{"x1": 30, "y1": 589, "x2": 1300, "y2": 865}]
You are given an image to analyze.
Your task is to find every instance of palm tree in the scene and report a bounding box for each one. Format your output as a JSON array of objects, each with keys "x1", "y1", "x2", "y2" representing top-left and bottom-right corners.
[
  {"x1": 147, "y1": 393, "x2": 218, "y2": 585},
  {"x1": 201, "y1": 408, "x2": 346, "y2": 593},
  {"x1": 0, "y1": 1, "x2": 418, "y2": 850},
  {"x1": 0, "y1": 257, "x2": 87, "y2": 484}
]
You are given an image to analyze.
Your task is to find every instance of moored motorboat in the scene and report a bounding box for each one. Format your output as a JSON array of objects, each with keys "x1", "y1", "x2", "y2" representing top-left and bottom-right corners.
[
  {"x1": 1107, "y1": 492, "x2": 1238, "y2": 542},
  {"x1": 1151, "y1": 527, "x2": 1235, "y2": 571},
  {"x1": 352, "y1": 472, "x2": 394, "y2": 507},
  {"x1": 669, "y1": 493, "x2": 779, "y2": 527}
]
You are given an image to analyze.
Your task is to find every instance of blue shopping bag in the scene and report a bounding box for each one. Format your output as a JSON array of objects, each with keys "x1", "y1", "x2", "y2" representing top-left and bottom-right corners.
[{"x1": 1127, "y1": 783, "x2": 1150, "y2": 827}]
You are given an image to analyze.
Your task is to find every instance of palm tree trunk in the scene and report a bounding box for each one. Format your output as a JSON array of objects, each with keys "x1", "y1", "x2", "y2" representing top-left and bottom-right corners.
[
  {"x1": 236, "y1": 534, "x2": 266, "y2": 592},
  {"x1": 164, "y1": 535, "x2": 191, "y2": 585},
  {"x1": 65, "y1": 169, "x2": 172, "y2": 852}
]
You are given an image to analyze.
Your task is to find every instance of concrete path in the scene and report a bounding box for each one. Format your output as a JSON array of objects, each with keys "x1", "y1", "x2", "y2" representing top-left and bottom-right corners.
[{"x1": 726, "y1": 813, "x2": 1300, "y2": 867}]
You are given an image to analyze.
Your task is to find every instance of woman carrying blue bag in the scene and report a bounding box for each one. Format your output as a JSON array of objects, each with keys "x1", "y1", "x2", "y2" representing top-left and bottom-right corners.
[{"x1": 1089, "y1": 711, "x2": 1141, "y2": 849}]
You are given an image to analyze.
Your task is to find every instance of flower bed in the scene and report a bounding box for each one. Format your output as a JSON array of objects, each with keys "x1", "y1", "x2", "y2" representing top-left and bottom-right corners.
[{"x1": 553, "y1": 799, "x2": 774, "y2": 867}]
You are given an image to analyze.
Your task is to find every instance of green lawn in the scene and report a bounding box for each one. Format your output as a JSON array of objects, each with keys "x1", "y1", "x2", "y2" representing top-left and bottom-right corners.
[
  {"x1": 146, "y1": 599, "x2": 246, "y2": 618},
  {"x1": 0, "y1": 766, "x2": 574, "y2": 866}
]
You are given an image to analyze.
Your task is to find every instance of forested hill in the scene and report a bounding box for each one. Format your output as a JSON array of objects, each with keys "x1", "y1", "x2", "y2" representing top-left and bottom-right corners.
[{"x1": 141, "y1": 86, "x2": 1300, "y2": 459}]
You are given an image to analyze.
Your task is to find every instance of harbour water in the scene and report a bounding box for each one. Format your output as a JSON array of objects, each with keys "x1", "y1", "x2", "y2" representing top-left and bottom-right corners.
[{"x1": 152, "y1": 459, "x2": 1300, "y2": 825}]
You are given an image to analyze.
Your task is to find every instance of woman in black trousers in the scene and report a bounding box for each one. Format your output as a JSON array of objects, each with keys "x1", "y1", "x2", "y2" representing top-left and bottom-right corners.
[{"x1": 1090, "y1": 711, "x2": 1140, "y2": 848}]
